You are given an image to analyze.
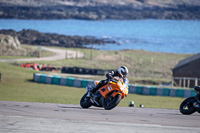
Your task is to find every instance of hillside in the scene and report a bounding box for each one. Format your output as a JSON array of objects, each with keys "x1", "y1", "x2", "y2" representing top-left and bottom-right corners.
[{"x1": 0, "y1": 0, "x2": 200, "y2": 20}]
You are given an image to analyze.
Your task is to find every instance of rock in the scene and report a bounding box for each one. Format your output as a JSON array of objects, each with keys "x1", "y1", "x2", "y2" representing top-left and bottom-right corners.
[
  {"x1": 0, "y1": 34, "x2": 21, "y2": 49},
  {"x1": 14, "y1": 36, "x2": 21, "y2": 48},
  {"x1": 0, "y1": 29, "x2": 117, "y2": 48}
]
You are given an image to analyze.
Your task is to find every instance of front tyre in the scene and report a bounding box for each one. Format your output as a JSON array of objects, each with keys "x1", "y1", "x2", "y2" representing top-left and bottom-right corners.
[
  {"x1": 80, "y1": 93, "x2": 92, "y2": 108},
  {"x1": 180, "y1": 97, "x2": 196, "y2": 115},
  {"x1": 103, "y1": 94, "x2": 122, "y2": 110}
]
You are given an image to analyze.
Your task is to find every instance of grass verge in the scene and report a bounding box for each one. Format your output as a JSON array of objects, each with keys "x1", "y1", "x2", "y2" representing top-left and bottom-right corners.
[{"x1": 0, "y1": 62, "x2": 185, "y2": 109}]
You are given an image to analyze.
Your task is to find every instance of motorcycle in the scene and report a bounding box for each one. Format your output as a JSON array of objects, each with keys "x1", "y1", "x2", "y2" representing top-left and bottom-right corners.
[
  {"x1": 80, "y1": 78, "x2": 128, "y2": 110},
  {"x1": 180, "y1": 86, "x2": 200, "y2": 115}
]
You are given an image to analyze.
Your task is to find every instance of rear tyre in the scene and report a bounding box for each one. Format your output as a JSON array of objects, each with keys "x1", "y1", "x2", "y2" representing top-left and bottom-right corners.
[
  {"x1": 180, "y1": 97, "x2": 196, "y2": 115},
  {"x1": 103, "y1": 94, "x2": 122, "y2": 110},
  {"x1": 80, "y1": 93, "x2": 92, "y2": 108}
]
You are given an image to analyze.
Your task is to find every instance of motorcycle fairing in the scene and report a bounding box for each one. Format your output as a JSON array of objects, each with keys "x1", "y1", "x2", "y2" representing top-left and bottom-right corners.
[{"x1": 99, "y1": 79, "x2": 128, "y2": 99}]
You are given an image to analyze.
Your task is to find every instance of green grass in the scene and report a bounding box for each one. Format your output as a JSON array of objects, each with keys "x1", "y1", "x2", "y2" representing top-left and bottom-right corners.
[
  {"x1": 0, "y1": 62, "x2": 185, "y2": 109},
  {"x1": 0, "y1": 62, "x2": 85, "y2": 104},
  {"x1": 31, "y1": 47, "x2": 192, "y2": 85},
  {"x1": 0, "y1": 56, "x2": 31, "y2": 59}
]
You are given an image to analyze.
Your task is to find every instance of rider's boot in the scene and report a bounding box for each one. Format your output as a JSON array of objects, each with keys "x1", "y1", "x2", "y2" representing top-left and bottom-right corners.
[
  {"x1": 90, "y1": 83, "x2": 102, "y2": 93},
  {"x1": 87, "y1": 80, "x2": 107, "y2": 98},
  {"x1": 86, "y1": 84, "x2": 100, "y2": 98}
]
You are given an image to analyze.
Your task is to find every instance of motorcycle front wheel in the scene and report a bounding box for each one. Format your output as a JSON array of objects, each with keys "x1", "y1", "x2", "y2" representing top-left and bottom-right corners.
[
  {"x1": 80, "y1": 93, "x2": 92, "y2": 108},
  {"x1": 103, "y1": 94, "x2": 122, "y2": 110},
  {"x1": 180, "y1": 97, "x2": 196, "y2": 115}
]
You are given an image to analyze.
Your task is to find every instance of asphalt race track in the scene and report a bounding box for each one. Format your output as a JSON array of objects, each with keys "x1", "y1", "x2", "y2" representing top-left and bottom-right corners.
[{"x1": 0, "y1": 101, "x2": 200, "y2": 133}]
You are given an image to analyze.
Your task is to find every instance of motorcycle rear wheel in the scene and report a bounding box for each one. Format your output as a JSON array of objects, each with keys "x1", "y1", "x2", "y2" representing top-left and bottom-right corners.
[
  {"x1": 80, "y1": 93, "x2": 92, "y2": 108},
  {"x1": 180, "y1": 97, "x2": 196, "y2": 115},
  {"x1": 103, "y1": 94, "x2": 122, "y2": 110}
]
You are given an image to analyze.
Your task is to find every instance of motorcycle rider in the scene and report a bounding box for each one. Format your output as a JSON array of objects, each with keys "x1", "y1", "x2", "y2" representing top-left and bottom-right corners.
[{"x1": 87, "y1": 66, "x2": 129, "y2": 96}]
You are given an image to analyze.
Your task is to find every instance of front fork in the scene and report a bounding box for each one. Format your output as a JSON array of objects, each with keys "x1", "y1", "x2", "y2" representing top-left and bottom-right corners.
[
  {"x1": 86, "y1": 86, "x2": 101, "y2": 106},
  {"x1": 89, "y1": 95, "x2": 100, "y2": 107}
]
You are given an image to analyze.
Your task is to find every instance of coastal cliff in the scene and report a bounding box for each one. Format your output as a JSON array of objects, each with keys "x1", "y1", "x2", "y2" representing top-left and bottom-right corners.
[{"x1": 0, "y1": 0, "x2": 200, "y2": 20}]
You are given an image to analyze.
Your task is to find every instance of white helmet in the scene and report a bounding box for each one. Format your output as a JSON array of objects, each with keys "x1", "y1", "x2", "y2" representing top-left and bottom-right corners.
[{"x1": 118, "y1": 66, "x2": 128, "y2": 78}]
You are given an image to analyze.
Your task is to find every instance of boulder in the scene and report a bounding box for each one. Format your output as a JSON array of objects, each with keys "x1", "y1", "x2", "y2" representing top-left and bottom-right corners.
[{"x1": 0, "y1": 34, "x2": 21, "y2": 49}]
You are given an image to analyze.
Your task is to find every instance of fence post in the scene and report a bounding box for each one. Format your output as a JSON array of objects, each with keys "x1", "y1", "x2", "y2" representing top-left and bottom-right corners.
[
  {"x1": 179, "y1": 78, "x2": 182, "y2": 87},
  {"x1": 151, "y1": 57, "x2": 154, "y2": 64},
  {"x1": 0, "y1": 46, "x2": 2, "y2": 55},
  {"x1": 171, "y1": 77, "x2": 174, "y2": 88},
  {"x1": 140, "y1": 59, "x2": 143, "y2": 65},
  {"x1": 195, "y1": 78, "x2": 198, "y2": 86},
  {"x1": 65, "y1": 51, "x2": 67, "y2": 59},
  {"x1": 187, "y1": 78, "x2": 190, "y2": 88},
  {"x1": 90, "y1": 45, "x2": 93, "y2": 60},
  {"x1": 38, "y1": 49, "x2": 41, "y2": 58},
  {"x1": 183, "y1": 77, "x2": 186, "y2": 88}
]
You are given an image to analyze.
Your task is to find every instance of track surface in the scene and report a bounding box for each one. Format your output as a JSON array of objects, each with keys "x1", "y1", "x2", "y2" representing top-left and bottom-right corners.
[{"x1": 0, "y1": 101, "x2": 200, "y2": 133}]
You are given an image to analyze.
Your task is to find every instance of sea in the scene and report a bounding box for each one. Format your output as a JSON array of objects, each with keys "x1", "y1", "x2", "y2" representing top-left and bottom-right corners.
[{"x1": 0, "y1": 19, "x2": 200, "y2": 54}]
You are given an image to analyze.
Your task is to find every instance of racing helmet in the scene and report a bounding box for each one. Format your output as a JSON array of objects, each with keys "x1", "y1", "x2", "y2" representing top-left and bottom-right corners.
[{"x1": 118, "y1": 66, "x2": 128, "y2": 78}]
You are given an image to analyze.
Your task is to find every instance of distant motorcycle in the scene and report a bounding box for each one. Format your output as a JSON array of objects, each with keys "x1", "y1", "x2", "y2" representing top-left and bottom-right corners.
[
  {"x1": 180, "y1": 86, "x2": 200, "y2": 115},
  {"x1": 80, "y1": 78, "x2": 128, "y2": 110}
]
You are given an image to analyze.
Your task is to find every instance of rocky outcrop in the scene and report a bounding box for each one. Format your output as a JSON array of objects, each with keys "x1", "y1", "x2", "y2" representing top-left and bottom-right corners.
[
  {"x1": 0, "y1": 34, "x2": 21, "y2": 49},
  {"x1": 0, "y1": 29, "x2": 116, "y2": 48},
  {"x1": 0, "y1": 0, "x2": 200, "y2": 20}
]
